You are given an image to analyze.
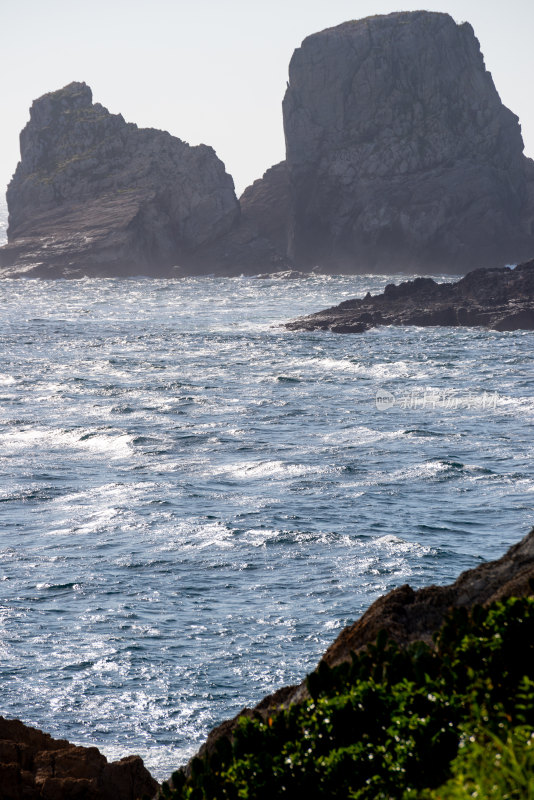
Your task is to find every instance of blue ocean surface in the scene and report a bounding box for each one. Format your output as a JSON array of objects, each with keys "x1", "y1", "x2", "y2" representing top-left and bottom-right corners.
[{"x1": 0, "y1": 262, "x2": 533, "y2": 777}]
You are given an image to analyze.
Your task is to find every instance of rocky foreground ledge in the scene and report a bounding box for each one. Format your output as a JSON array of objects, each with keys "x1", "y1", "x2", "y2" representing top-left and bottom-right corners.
[
  {"x1": 183, "y1": 526, "x2": 534, "y2": 771},
  {"x1": 0, "y1": 717, "x2": 158, "y2": 799},
  {"x1": 3, "y1": 528, "x2": 534, "y2": 798},
  {"x1": 286, "y1": 259, "x2": 534, "y2": 333}
]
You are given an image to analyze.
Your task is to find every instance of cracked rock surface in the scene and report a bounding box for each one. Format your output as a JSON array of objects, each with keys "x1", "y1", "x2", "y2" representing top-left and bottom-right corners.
[
  {"x1": 0, "y1": 716, "x2": 158, "y2": 800},
  {"x1": 282, "y1": 11, "x2": 534, "y2": 273}
]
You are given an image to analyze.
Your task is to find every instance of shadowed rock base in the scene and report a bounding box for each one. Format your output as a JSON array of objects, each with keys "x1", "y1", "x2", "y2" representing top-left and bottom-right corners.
[{"x1": 0, "y1": 717, "x2": 158, "y2": 800}]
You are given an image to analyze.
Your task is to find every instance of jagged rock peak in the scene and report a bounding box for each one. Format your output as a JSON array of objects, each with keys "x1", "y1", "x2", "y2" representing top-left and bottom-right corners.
[
  {"x1": 283, "y1": 10, "x2": 534, "y2": 272},
  {"x1": 30, "y1": 80, "x2": 93, "y2": 115},
  {"x1": 1, "y1": 82, "x2": 242, "y2": 277}
]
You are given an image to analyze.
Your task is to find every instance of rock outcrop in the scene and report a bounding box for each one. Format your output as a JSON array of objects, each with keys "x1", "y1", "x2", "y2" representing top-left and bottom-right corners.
[
  {"x1": 0, "y1": 716, "x2": 158, "y2": 800},
  {"x1": 176, "y1": 526, "x2": 534, "y2": 771},
  {"x1": 0, "y1": 82, "x2": 286, "y2": 278},
  {"x1": 286, "y1": 258, "x2": 534, "y2": 333},
  {"x1": 6, "y1": 12, "x2": 534, "y2": 278},
  {"x1": 282, "y1": 11, "x2": 534, "y2": 273}
]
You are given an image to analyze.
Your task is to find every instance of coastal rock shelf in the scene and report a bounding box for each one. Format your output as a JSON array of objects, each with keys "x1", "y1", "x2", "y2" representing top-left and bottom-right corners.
[{"x1": 285, "y1": 259, "x2": 534, "y2": 333}]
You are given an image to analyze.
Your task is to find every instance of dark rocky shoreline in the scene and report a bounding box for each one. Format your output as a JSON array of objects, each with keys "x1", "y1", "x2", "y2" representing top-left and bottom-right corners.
[{"x1": 286, "y1": 259, "x2": 534, "y2": 334}]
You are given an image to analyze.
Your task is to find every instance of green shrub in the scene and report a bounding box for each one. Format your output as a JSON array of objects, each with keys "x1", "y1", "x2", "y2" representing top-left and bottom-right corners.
[
  {"x1": 167, "y1": 597, "x2": 534, "y2": 799},
  {"x1": 420, "y1": 723, "x2": 534, "y2": 800}
]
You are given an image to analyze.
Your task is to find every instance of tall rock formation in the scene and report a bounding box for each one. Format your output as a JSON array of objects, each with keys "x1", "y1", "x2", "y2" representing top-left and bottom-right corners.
[
  {"x1": 0, "y1": 82, "x2": 241, "y2": 277},
  {"x1": 282, "y1": 11, "x2": 534, "y2": 272}
]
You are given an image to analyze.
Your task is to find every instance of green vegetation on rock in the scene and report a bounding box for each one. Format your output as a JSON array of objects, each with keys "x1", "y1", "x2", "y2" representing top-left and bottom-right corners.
[{"x1": 163, "y1": 597, "x2": 534, "y2": 799}]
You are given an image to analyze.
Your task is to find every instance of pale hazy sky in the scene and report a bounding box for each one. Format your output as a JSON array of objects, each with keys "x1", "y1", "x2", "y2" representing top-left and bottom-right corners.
[{"x1": 1, "y1": 0, "x2": 533, "y2": 197}]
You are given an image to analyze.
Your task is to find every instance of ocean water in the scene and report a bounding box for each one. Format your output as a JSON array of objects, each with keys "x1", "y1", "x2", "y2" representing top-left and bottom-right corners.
[{"x1": 0, "y1": 248, "x2": 533, "y2": 777}]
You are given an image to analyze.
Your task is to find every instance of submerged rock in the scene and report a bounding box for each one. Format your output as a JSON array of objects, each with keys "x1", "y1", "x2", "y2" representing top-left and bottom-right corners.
[
  {"x1": 285, "y1": 258, "x2": 534, "y2": 333},
  {"x1": 0, "y1": 82, "x2": 284, "y2": 278},
  {"x1": 0, "y1": 716, "x2": 158, "y2": 800},
  {"x1": 282, "y1": 11, "x2": 534, "y2": 273},
  {"x1": 254, "y1": 269, "x2": 311, "y2": 279}
]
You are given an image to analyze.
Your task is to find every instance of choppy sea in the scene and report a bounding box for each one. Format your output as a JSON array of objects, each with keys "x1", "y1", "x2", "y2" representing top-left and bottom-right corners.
[{"x1": 0, "y1": 203, "x2": 533, "y2": 778}]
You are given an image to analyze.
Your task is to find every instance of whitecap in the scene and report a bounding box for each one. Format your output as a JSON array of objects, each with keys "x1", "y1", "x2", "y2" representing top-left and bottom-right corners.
[
  {"x1": 211, "y1": 459, "x2": 329, "y2": 481},
  {"x1": 322, "y1": 426, "x2": 405, "y2": 446},
  {"x1": 0, "y1": 427, "x2": 135, "y2": 459}
]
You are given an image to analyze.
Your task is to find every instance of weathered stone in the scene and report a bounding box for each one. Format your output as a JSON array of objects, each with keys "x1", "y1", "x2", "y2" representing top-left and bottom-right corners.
[
  {"x1": 286, "y1": 258, "x2": 534, "y2": 333},
  {"x1": 282, "y1": 11, "x2": 534, "y2": 272},
  {"x1": 0, "y1": 82, "x2": 240, "y2": 277},
  {"x1": 0, "y1": 716, "x2": 158, "y2": 800}
]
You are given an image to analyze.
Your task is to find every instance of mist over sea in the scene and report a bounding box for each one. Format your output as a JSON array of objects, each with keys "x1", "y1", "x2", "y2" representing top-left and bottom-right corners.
[
  {"x1": 0, "y1": 219, "x2": 533, "y2": 777},
  {"x1": 0, "y1": 197, "x2": 7, "y2": 245}
]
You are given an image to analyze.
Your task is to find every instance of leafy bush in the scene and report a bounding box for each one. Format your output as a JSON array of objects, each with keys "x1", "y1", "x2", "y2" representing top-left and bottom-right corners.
[
  {"x1": 164, "y1": 597, "x2": 534, "y2": 799},
  {"x1": 421, "y1": 723, "x2": 534, "y2": 799}
]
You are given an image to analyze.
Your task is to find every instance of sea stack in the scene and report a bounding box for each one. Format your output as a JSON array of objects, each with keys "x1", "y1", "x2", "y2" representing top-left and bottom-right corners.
[
  {"x1": 0, "y1": 82, "x2": 240, "y2": 277},
  {"x1": 282, "y1": 11, "x2": 534, "y2": 272}
]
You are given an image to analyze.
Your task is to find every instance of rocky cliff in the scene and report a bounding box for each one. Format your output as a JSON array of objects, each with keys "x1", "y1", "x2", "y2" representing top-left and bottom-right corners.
[
  {"x1": 282, "y1": 11, "x2": 534, "y2": 273},
  {"x1": 5, "y1": 12, "x2": 534, "y2": 278},
  {"x1": 286, "y1": 258, "x2": 534, "y2": 333},
  {"x1": 0, "y1": 82, "x2": 285, "y2": 278},
  {"x1": 0, "y1": 716, "x2": 157, "y2": 800}
]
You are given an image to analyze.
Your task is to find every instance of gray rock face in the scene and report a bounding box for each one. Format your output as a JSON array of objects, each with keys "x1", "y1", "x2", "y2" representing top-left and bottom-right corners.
[
  {"x1": 239, "y1": 161, "x2": 290, "y2": 256},
  {"x1": 0, "y1": 82, "x2": 240, "y2": 277},
  {"x1": 283, "y1": 11, "x2": 534, "y2": 272}
]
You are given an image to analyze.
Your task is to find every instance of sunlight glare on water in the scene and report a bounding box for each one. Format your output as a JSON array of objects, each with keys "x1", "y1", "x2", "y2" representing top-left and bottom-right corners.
[{"x1": 0, "y1": 267, "x2": 532, "y2": 778}]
